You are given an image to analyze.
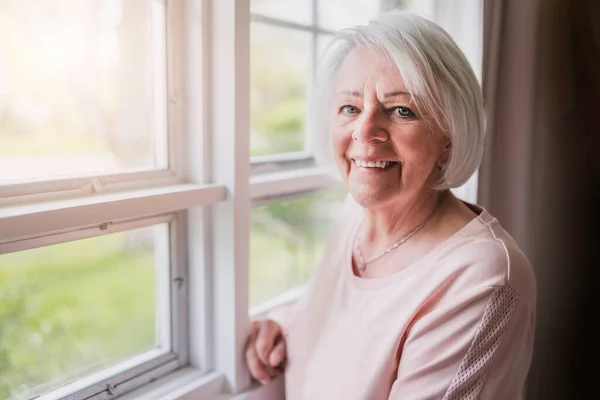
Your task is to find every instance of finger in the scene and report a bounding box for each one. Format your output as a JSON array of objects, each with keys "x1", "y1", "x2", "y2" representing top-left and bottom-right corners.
[
  {"x1": 246, "y1": 321, "x2": 281, "y2": 384},
  {"x1": 268, "y1": 336, "x2": 286, "y2": 368},
  {"x1": 254, "y1": 321, "x2": 281, "y2": 365},
  {"x1": 245, "y1": 321, "x2": 259, "y2": 352},
  {"x1": 248, "y1": 320, "x2": 261, "y2": 338},
  {"x1": 245, "y1": 345, "x2": 273, "y2": 384}
]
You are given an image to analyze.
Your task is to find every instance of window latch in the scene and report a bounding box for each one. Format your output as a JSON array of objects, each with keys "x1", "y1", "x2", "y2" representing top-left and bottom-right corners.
[
  {"x1": 107, "y1": 383, "x2": 117, "y2": 396},
  {"x1": 173, "y1": 277, "x2": 184, "y2": 289}
]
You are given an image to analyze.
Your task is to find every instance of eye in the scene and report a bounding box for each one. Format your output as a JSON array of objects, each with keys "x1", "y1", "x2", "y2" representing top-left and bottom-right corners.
[
  {"x1": 391, "y1": 106, "x2": 415, "y2": 118},
  {"x1": 340, "y1": 105, "x2": 360, "y2": 116}
]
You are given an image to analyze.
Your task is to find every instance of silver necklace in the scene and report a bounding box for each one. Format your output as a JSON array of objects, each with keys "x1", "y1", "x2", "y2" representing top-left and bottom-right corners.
[{"x1": 355, "y1": 198, "x2": 442, "y2": 272}]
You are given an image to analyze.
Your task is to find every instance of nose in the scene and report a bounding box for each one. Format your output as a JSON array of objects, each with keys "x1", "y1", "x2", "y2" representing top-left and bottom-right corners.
[{"x1": 352, "y1": 110, "x2": 389, "y2": 143}]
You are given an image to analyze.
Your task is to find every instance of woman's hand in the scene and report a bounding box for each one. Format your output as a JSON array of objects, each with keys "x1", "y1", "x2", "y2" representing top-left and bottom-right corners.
[{"x1": 245, "y1": 319, "x2": 287, "y2": 385}]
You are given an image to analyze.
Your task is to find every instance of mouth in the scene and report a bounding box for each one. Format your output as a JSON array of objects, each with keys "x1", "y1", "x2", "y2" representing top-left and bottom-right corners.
[{"x1": 351, "y1": 159, "x2": 400, "y2": 170}]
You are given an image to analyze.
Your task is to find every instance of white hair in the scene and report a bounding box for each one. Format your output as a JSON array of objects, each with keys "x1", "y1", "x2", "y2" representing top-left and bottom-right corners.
[{"x1": 308, "y1": 10, "x2": 486, "y2": 189}]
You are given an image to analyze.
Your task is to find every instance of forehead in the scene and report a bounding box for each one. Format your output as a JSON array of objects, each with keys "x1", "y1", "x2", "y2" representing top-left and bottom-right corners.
[{"x1": 334, "y1": 46, "x2": 407, "y2": 93}]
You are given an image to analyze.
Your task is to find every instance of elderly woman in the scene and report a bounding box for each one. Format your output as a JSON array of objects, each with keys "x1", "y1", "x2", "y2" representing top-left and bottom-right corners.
[{"x1": 245, "y1": 10, "x2": 536, "y2": 400}]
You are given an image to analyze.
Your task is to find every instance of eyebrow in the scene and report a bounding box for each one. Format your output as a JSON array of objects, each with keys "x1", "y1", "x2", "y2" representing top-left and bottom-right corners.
[
  {"x1": 335, "y1": 90, "x2": 417, "y2": 99},
  {"x1": 384, "y1": 91, "x2": 414, "y2": 98}
]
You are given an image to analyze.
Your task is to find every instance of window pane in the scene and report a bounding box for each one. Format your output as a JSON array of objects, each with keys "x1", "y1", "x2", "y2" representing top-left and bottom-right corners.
[
  {"x1": 317, "y1": 33, "x2": 334, "y2": 62},
  {"x1": 0, "y1": 0, "x2": 167, "y2": 184},
  {"x1": 0, "y1": 224, "x2": 169, "y2": 400},
  {"x1": 317, "y1": 0, "x2": 379, "y2": 31},
  {"x1": 250, "y1": 23, "x2": 310, "y2": 157},
  {"x1": 250, "y1": 187, "x2": 347, "y2": 307},
  {"x1": 251, "y1": 0, "x2": 312, "y2": 26}
]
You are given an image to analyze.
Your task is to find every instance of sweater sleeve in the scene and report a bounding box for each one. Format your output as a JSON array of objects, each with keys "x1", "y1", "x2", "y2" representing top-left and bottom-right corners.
[{"x1": 389, "y1": 285, "x2": 535, "y2": 400}]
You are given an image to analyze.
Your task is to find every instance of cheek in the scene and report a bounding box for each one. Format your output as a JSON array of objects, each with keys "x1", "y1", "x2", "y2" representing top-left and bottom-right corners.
[
  {"x1": 331, "y1": 124, "x2": 352, "y2": 157},
  {"x1": 403, "y1": 143, "x2": 438, "y2": 165},
  {"x1": 394, "y1": 131, "x2": 443, "y2": 175},
  {"x1": 330, "y1": 125, "x2": 353, "y2": 180}
]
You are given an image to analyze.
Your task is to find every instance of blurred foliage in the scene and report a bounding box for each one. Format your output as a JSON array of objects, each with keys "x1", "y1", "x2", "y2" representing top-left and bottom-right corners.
[
  {"x1": 250, "y1": 188, "x2": 347, "y2": 306},
  {"x1": 250, "y1": 23, "x2": 308, "y2": 156},
  {"x1": 0, "y1": 233, "x2": 156, "y2": 400},
  {"x1": 251, "y1": 95, "x2": 306, "y2": 156}
]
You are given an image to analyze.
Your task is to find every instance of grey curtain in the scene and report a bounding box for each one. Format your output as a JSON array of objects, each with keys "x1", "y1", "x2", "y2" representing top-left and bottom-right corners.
[{"x1": 480, "y1": 0, "x2": 600, "y2": 398}]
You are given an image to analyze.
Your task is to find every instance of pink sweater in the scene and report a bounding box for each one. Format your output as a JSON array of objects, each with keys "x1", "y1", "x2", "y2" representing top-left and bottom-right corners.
[{"x1": 271, "y1": 196, "x2": 536, "y2": 400}]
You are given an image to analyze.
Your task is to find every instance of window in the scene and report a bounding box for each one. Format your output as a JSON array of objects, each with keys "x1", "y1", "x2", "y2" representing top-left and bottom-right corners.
[
  {"x1": 250, "y1": 188, "x2": 346, "y2": 308},
  {"x1": 0, "y1": 1, "x2": 483, "y2": 399},
  {"x1": 0, "y1": 1, "x2": 203, "y2": 398},
  {"x1": 0, "y1": 0, "x2": 171, "y2": 198},
  {"x1": 0, "y1": 222, "x2": 175, "y2": 400}
]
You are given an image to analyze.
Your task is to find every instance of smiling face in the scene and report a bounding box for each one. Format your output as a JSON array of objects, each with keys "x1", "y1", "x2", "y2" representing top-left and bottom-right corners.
[{"x1": 331, "y1": 47, "x2": 450, "y2": 210}]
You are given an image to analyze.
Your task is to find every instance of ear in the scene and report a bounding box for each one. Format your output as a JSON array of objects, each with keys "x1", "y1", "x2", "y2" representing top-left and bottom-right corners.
[
  {"x1": 443, "y1": 136, "x2": 452, "y2": 151},
  {"x1": 439, "y1": 136, "x2": 451, "y2": 162}
]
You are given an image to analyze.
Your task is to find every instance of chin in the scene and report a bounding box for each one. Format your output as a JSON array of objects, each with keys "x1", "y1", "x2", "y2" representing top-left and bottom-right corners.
[{"x1": 348, "y1": 185, "x2": 398, "y2": 210}]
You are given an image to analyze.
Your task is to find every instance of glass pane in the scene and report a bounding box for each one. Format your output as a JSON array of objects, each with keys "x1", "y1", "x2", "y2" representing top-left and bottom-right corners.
[
  {"x1": 317, "y1": 0, "x2": 379, "y2": 31},
  {"x1": 250, "y1": 23, "x2": 310, "y2": 156},
  {"x1": 0, "y1": 0, "x2": 167, "y2": 184},
  {"x1": 250, "y1": 187, "x2": 347, "y2": 307},
  {"x1": 317, "y1": 33, "x2": 334, "y2": 63},
  {"x1": 0, "y1": 224, "x2": 168, "y2": 400},
  {"x1": 251, "y1": 0, "x2": 312, "y2": 26}
]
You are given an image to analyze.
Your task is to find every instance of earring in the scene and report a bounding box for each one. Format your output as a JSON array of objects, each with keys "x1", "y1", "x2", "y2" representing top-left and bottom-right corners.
[{"x1": 438, "y1": 162, "x2": 447, "y2": 171}]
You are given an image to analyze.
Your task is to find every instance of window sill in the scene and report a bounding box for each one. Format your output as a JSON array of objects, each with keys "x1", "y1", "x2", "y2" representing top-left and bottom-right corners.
[
  {"x1": 216, "y1": 376, "x2": 284, "y2": 400},
  {"x1": 119, "y1": 368, "x2": 223, "y2": 400},
  {"x1": 119, "y1": 368, "x2": 285, "y2": 400}
]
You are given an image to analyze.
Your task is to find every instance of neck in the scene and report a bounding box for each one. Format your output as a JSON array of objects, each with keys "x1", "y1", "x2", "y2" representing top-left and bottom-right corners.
[{"x1": 360, "y1": 189, "x2": 447, "y2": 247}]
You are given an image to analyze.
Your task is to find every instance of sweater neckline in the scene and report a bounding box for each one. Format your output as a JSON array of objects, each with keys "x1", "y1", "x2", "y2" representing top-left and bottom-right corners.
[{"x1": 344, "y1": 202, "x2": 496, "y2": 291}]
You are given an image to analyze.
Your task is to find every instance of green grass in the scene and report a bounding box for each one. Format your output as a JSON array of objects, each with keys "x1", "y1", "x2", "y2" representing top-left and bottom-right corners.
[{"x1": 0, "y1": 233, "x2": 156, "y2": 400}]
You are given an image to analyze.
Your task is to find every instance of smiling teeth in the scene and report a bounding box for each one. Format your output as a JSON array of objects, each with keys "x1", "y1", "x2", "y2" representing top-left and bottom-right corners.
[{"x1": 354, "y1": 160, "x2": 389, "y2": 168}]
